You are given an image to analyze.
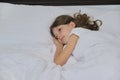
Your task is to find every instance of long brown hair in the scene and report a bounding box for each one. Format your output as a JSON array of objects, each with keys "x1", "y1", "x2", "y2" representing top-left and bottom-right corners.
[{"x1": 50, "y1": 12, "x2": 102, "y2": 37}]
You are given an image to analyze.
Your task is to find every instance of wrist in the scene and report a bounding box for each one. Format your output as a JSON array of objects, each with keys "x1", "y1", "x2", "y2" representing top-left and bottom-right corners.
[{"x1": 56, "y1": 44, "x2": 63, "y2": 48}]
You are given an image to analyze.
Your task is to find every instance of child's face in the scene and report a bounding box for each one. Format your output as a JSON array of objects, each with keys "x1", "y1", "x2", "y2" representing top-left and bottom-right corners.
[{"x1": 52, "y1": 22, "x2": 75, "y2": 44}]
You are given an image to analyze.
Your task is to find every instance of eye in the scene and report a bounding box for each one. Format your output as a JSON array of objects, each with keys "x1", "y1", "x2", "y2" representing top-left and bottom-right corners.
[{"x1": 58, "y1": 28, "x2": 61, "y2": 31}]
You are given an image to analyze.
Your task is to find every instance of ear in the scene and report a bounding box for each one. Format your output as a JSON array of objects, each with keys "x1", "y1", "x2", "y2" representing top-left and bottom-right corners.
[{"x1": 69, "y1": 21, "x2": 75, "y2": 28}]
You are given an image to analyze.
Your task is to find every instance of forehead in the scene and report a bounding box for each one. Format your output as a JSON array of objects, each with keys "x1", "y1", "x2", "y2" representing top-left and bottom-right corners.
[
  {"x1": 52, "y1": 24, "x2": 69, "y2": 32},
  {"x1": 52, "y1": 26, "x2": 60, "y2": 33},
  {"x1": 53, "y1": 25, "x2": 62, "y2": 31}
]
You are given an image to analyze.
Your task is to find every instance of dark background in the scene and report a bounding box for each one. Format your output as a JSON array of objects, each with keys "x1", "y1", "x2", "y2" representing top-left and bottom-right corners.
[{"x1": 0, "y1": 0, "x2": 120, "y2": 5}]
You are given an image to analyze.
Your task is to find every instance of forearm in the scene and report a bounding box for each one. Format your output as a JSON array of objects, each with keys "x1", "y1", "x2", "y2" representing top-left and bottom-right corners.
[
  {"x1": 54, "y1": 44, "x2": 63, "y2": 59},
  {"x1": 54, "y1": 34, "x2": 79, "y2": 66},
  {"x1": 54, "y1": 50, "x2": 71, "y2": 66}
]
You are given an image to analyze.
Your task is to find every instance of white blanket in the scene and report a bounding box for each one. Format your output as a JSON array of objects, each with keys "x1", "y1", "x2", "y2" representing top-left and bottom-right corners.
[{"x1": 0, "y1": 3, "x2": 120, "y2": 80}]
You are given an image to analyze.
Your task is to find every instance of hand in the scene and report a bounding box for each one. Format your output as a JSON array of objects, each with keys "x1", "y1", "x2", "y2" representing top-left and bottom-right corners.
[{"x1": 53, "y1": 37, "x2": 63, "y2": 48}]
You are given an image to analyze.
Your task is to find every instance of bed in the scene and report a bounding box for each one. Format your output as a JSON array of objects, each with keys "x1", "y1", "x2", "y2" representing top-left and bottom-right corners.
[{"x1": 0, "y1": 0, "x2": 120, "y2": 80}]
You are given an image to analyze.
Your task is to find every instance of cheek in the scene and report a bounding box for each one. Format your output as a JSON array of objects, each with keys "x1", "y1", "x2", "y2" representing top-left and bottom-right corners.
[
  {"x1": 61, "y1": 31, "x2": 67, "y2": 36},
  {"x1": 61, "y1": 28, "x2": 70, "y2": 36},
  {"x1": 64, "y1": 30, "x2": 70, "y2": 36}
]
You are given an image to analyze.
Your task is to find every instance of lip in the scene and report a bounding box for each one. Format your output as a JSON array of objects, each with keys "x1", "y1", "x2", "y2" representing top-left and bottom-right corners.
[{"x1": 58, "y1": 36, "x2": 65, "y2": 43}]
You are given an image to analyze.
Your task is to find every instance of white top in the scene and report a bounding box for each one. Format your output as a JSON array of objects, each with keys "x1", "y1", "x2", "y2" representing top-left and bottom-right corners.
[{"x1": 69, "y1": 27, "x2": 111, "y2": 61}]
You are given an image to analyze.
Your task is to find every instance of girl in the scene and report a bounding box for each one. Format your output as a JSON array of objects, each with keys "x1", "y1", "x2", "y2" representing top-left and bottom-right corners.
[{"x1": 50, "y1": 12, "x2": 103, "y2": 66}]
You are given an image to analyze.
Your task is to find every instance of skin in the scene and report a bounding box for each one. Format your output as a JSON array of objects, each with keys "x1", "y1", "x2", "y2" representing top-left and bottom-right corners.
[{"x1": 52, "y1": 22, "x2": 79, "y2": 66}]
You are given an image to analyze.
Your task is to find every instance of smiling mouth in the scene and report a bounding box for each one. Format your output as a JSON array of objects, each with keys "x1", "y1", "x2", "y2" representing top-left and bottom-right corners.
[{"x1": 57, "y1": 36, "x2": 65, "y2": 44}]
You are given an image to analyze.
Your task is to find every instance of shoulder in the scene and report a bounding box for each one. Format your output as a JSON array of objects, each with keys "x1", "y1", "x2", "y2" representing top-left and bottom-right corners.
[
  {"x1": 64, "y1": 34, "x2": 79, "y2": 51},
  {"x1": 70, "y1": 27, "x2": 91, "y2": 37}
]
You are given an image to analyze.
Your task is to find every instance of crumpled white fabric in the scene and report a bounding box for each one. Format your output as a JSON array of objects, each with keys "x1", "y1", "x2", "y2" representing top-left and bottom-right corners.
[{"x1": 0, "y1": 53, "x2": 46, "y2": 80}]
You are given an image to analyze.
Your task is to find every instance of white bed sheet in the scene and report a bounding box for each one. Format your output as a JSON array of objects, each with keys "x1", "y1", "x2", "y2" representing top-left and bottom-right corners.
[{"x1": 0, "y1": 3, "x2": 120, "y2": 80}]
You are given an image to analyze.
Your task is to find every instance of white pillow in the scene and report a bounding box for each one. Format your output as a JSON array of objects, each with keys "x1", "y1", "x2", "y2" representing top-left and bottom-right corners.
[
  {"x1": 1, "y1": 3, "x2": 119, "y2": 46},
  {"x1": 0, "y1": 3, "x2": 75, "y2": 46},
  {"x1": 0, "y1": 3, "x2": 77, "y2": 61},
  {"x1": 60, "y1": 5, "x2": 120, "y2": 38},
  {"x1": 0, "y1": 3, "x2": 120, "y2": 61}
]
